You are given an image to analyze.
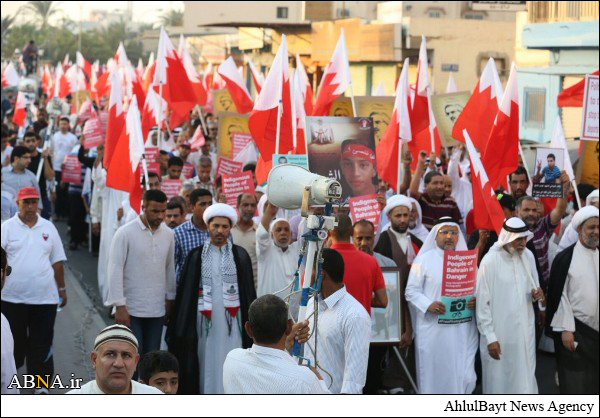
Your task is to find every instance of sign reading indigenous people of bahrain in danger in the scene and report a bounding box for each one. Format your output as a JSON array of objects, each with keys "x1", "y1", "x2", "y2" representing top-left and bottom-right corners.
[{"x1": 440, "y1": 250, "x2": 478, "y2": 325}]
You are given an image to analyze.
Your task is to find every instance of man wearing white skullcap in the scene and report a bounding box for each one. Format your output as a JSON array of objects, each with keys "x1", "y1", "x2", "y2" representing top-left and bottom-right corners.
[
  {"x1": 476, "y1": 217, "x2": 544, "y2": 394},
  {"x1": 67, "y1": 325, "x2": 162, "y2": 394},
  {"x1": 374, "y1": 194, "x2": 424, "y2": 388},
  {"x1": 256, "y1": 200, "x2": 300, "y2": 298},
  {"x1": 408, "y1": 197, "x2": 430, "y2": 243},
  {"x1": 406, "y1": 217, "x2": 478, "y2": 394},
  {"x1": 167, "y1": 203, "x2": 256, "y2": 394},
  {"x1": 547, "y1": 206, "x2": 599, "y2": 394},
  {"x1": 558, "y1": 188, "x2": 599, "y2": 252}
]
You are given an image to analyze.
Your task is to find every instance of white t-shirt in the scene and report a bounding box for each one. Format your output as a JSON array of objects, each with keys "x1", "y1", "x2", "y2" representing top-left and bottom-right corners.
[
  {"x1": 67, "y1": 379, "x2": 163, "y2": 394},
  {"x1": 51, "y1": 131, "x2": 78, "y2": 171},
  {"x1": 1, "y1": 214, "x2": 67, "y2": 305},
  {"x1": 1, "y1": 313, "x2": 19, "y2": 394}
]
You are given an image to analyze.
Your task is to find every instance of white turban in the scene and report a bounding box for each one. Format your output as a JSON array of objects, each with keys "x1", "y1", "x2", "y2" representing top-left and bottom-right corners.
[
  {"x1": 586, "y1": 189, "x2": 599, "y2": 206},
  {"x1": 495, "y1": 217, "x2": 534, "y2": 248},
  {"x1": 203, "y1": 203, "x2": 238, "y2": 226},
  {"x1": 384, "y1": 194, "x2": 412, "y2": 217},
  {"x1": 418, "y1": 217, "x2": 468, "y2": 256},
  {"x1": 571, "y1": 206, "x2": 599, "y2": 231}
]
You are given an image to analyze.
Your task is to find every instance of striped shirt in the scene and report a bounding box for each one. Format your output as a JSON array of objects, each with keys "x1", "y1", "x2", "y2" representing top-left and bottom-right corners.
[
  {"x1": 173, "y1": 219, "x2": 210, "y2": 284},
  {"x1": 223, "y1": 345, "x2": 330, "y2": 394},
  {"x1": 418, "y1": 193, "x2": 463, "y2": 230},
  {"x1": 531, "y1": 214, "x2": 558, "y2": 292},
  {"x1": 305, "y1": 286, "x2": 371, "y2": 394}
]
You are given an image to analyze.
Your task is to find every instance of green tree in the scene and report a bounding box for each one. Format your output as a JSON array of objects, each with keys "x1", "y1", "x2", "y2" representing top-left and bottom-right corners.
[
  {"x1": 1, "y1": 15, "x2": 17, "y2": 43},
  {"x1": 1, "y1": 23, "x2": 39, "y2": 60},
  {"x1": 157, "y1": 9, "x2": 183, "y2": 27},
  {"x1": 21, "y1": 1, "x2": 59, "y2": 30}
]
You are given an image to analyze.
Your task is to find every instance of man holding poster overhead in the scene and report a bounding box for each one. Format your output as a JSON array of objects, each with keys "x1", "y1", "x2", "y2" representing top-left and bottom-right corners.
[{"x1": 405, "y1": 217, "x2": 478, "y2": 394}]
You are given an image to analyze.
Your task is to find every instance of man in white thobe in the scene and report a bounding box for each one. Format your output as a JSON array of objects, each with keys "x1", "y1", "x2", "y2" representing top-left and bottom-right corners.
[
  {"x1": 405, "y1": 217, "x2": 479, "y2": 394},
  {"x1": 94, "y1": 166, "x2": 127, "y2": 305},
  {"x1": 256, "y1": 200, "x2": 299, "y2": 297},
  {"x1": 476, "y1": 217, "x2": 545, "y2": 394},
  {"x1": 547, "y1": 206, "x2": 599, "y2": 394},
  {"x1": 447, "y1": 146, "x2": 473, "y2": 220}
]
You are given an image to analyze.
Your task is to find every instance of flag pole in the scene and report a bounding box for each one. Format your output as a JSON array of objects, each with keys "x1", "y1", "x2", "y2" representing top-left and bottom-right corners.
[
  {"x1": 396, "y1": 139, "x2": 403, "y2": 194},
  {"x1": 348, "y1": 78, "x2": 358, "y2": 118},
  {"x1": 158, "y1": 83, "x2": 163, "y2": 149},
  {"x1": 518, "y1": 141, "x2": 531, "y2": 182},
  {"x1": 141, "y1": 157, "x2": 150, "y2": 191},
  {"x1": 275, "y1": 47, "x2": 284, "y2": 155},
  {"x1": 291, "y1": 69, "x2": 298, "y2": 152},
  {"x1": 572, "y1": 179, "x2": 581, "y2": 208},
  {"x1": 196, "y1": 104, "x2": 208, "y2": 137}
]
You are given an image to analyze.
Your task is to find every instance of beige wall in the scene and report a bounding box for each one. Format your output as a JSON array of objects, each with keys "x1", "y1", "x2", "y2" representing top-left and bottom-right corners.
[
  {"x1": 514, "y1": 10, "x2": 551, "y2": 68},
  {"x1": 332, "y1": 1, "x2": 380, "y2": 20},
  {"x1": 377, "y1": 1, "x2": 517, "y2": 22},
  {"x1": 183, "y1": 1, "x2": 305, "y2": 34},
  {"x1": 407, "y1": 17, "x2": 516, "y2": 94}
]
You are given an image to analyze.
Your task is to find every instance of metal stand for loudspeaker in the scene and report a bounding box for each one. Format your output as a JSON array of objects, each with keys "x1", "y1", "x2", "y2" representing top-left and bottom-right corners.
[{"x1": 392, "y1": 345, "x2": 419, "y2": 394}]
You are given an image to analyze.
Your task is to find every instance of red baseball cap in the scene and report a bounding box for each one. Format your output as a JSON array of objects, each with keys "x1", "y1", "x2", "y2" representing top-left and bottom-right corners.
[{"x1": 17, "y1": 187, "x2": 40, "y2": 201}]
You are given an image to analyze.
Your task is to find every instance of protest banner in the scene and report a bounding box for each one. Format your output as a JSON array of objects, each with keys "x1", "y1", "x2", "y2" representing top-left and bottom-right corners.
[
  {"x1": 213, "y1": 89, "x2": 237, "y2": 114},
  {"x1": 272, "y1": 154, "x2": 309, "y2": 169},
  {"x1": 328, "y1": 97, "x2": 353, "y2": 117},
  {"x1": 532, "y1": 147, "x2": 565, "y2": 198},
  {"x1": 161, "y1": 179, "x2": 183, "y2": 199},
  {"x1": 431, "y1": 91, "x2": 471, "y2": 147},
  {"x1": 99, "y1": 111, "x2": 109, "y2": 136},
  {"x1": 217, "y1": 113, "x2": 250, "y2": 159},
  {"x1": 349, "y1": 194, "x2": 381, "y2": 232},
  {"x1": 145, "y1": 147, "x2": 160, "y2": 163},
  {"x1": 83, "y1": 116, "x2": 104, "y2": 148},
  {"x1": 581, "y1": 74, "x2": 599, "y2": 141},
  {"x1": 306, "y1": 116, "x2": 377, "y2": 201},
  {"x1": 182, "y1": 162, "x2": 195, "y2": 179},
  {"x1": 222, "y1": 171, "x2": 255, "y2": 206},
  {"x1": 216, "y1": 156, "x2": 243, "y2": 178},
  {"x1": 576, "y1": 140, "x2": 599, "y2": 188},
  {"x1": 356, "y1": 96, "x2": 394, "y2": 146},
  {"x1": 146, "y1": 161, "x2": 160, "y2": 177},
  {"x1": 439, "y1": 249, "x2": 478, "y2": 324},
  {"x1": 62, "y1": 154, "x2": 82, "y2": 185},
  {"x1": 232, "y1": 132, "x2": 253, "y2": 159}
]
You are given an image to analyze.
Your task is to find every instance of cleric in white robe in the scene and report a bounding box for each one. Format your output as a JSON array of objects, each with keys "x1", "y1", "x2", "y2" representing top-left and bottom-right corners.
[
  {"x1": 405, "y1": 217, "x2": 479, "y2": 394},
  {"x1": 476, "y1": 217, "x2": 544, "y2": 394},
  {"x1": 557, "y1": 189, "x2": 599, "y2": 252},
  {"x1": 166, "y1": 204, "x2": 256, "y2": 394},
  {"x1": 547, "y1": 206, "x2": 599, "y2": 394}
]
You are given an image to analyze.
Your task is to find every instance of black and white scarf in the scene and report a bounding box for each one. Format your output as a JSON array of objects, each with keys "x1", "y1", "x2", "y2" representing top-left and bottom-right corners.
[{"x1": 199, "y1": 240, "x2": 240, "y2": 335}]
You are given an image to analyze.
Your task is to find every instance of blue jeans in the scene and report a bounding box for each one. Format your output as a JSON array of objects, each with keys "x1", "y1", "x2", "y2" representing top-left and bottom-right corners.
[{"x1": 128, "y1": 316, "x2": 164, "y2": 357}]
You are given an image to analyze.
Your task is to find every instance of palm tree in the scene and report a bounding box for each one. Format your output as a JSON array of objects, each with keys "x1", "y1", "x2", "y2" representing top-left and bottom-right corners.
[
  {"x1": 1, "y1": 15, "x2": 16, "y2": 42},
  {"x1": 157, "y1": 9, "x2": 184, "y2": 27},
  {"x1": 21, "y1": 1, "x2": 59, "y2": 30}
]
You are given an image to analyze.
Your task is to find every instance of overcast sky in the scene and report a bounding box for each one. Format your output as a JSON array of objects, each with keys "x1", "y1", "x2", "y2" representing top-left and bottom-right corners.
[{"x1": 1, "y1": 1, "x2": 184, "y2": 25}]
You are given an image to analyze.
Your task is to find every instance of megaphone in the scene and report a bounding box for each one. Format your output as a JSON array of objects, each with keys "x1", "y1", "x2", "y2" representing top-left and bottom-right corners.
[{"x1": 267, "y1": 164, "x2": 343, "y2": 210}]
